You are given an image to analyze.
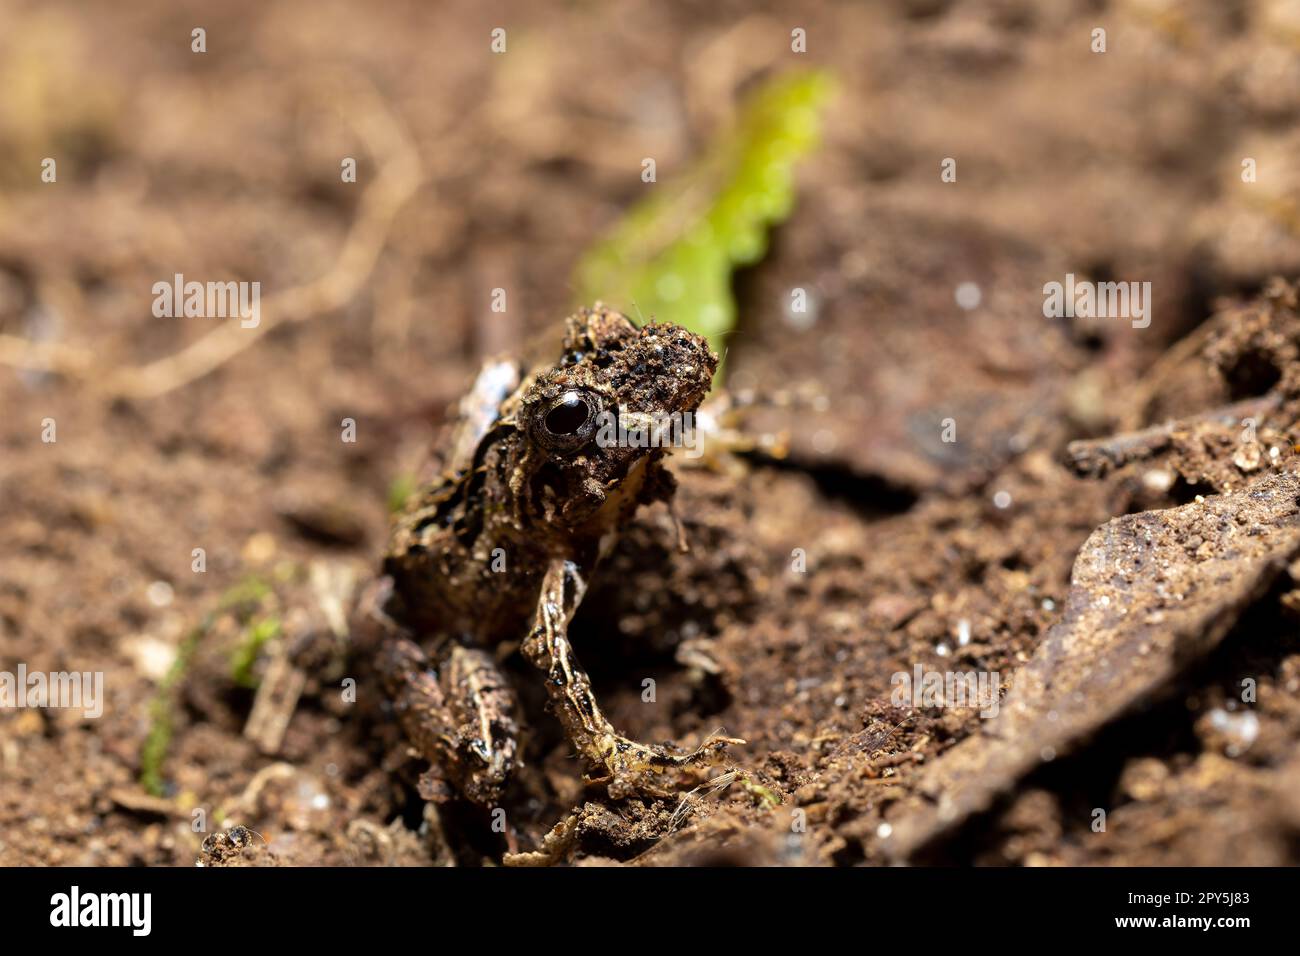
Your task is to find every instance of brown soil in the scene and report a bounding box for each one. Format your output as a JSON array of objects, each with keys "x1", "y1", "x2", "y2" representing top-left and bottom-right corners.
[{"x1": 4, "y1": 0, "x2": 1300, "y2": 867}]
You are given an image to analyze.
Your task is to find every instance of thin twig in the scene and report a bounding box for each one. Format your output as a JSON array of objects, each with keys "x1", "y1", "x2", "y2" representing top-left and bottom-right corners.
[
  {"x1": 0, "y1": 71, "x2": 422, "y2": 400},
  {"x1": 1066, "y1": 393, "x2": 1279, "y2": 477}
]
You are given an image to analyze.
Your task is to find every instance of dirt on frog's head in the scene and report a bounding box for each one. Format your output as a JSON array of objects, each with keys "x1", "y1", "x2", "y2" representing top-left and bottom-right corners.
[{"x1": 516, "y1": 304, "x2": 717, "y2": 531}]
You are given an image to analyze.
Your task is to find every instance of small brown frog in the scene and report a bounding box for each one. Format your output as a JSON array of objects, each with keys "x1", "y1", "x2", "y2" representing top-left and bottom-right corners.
[{"x1": 363, "y1": 304, "x2": 741, "y2": 808}]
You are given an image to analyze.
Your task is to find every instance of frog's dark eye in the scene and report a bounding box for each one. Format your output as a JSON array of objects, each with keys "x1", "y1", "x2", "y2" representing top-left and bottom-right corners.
[
  {"x1": 535, "y1": 390, "x2": 601, "y2": 452},
  {"x1": 545, "y1": 392, "x2": 591, "y2": 435}
]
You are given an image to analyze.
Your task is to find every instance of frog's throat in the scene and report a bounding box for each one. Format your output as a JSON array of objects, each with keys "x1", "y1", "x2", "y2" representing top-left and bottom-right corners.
[{"x1": 587, "y1": 457, "x2": 650, "y2": 561}]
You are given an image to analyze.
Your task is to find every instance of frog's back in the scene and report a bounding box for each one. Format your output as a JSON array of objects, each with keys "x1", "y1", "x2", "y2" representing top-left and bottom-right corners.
[{"x1": 382, "y1": 351, "x2": 541, "y2": 641}]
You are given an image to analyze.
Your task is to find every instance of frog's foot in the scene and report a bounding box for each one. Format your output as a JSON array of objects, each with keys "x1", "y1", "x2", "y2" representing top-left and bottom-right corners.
[
  {"x1": 590, "y1": 730, "x2": 746, "y2": 800},
  {"x1": 502, "y1": 810, "x2": 580, "y2": 867},
  {"x1": 379, "y1": 635, "x2": 520, "y2": 808},
  {"x1": 522, "y1": 558, "x2": 745, "y2": 800},
  {"x1": 683, "y1": 393, "x2": 791, "y2": 470}
]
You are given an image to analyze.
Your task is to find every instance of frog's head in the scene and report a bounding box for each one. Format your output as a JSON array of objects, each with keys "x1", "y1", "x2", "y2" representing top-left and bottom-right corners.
[{"x1": 515, "y1": 304, "x2": 717, "y2": 530}]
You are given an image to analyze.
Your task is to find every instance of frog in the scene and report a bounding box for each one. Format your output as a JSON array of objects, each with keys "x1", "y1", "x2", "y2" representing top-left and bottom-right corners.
[{"x1": 359, "y1": 303, "x2": 742, "y2": 810}]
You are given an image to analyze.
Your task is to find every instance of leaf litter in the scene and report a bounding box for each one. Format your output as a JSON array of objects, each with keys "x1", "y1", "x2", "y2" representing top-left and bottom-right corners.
[{"x1": 884, "y1": 466, "x2": 1300, "y2": 859}]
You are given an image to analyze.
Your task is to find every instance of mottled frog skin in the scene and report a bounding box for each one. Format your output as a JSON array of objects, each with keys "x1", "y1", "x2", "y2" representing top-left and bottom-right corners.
[{"x1": 368, "y1": 305, "x2": 740, "y2": 808}]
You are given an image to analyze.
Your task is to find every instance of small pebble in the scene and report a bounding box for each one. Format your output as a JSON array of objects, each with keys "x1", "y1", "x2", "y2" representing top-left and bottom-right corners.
[
  {"x1": 811, "y1": 429, "x2": 838, "y2": 454},
  {"x1": 1142, "y1": 469, "x2": 1174, "y2": 493},
  {"x1": 955, "y1": 282, "x2": 982, "y2": 310},
  {"x1": 146, "y1": 580, "x2": 174, "y2": 608}
]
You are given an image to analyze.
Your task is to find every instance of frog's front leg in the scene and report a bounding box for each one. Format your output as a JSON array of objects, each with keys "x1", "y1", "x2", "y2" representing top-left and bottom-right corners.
[
  {"x1": 522, "y1": 558, "x2": 743, "y2": 800},
  {"x1": 380, "y1": 634, "x2": 520, "y2": 808}
]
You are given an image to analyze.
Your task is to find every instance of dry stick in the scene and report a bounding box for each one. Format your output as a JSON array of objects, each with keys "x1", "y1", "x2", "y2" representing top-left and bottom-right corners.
[
  {"x1": 1066, "y1": 392, "x2": 1280, "y2": 477},
  {"x1": 0, "y1": 74, "x2": 422, "y2": 400},
  {"x1": 242, "y1": 645, "x2": 308, "y2": 755},
  {"x1": 0, "y1": 335, "x2": 96, "y2": 378},
  {"x1": 109, "y1": 80, "x2": 423, "y2": 400}
]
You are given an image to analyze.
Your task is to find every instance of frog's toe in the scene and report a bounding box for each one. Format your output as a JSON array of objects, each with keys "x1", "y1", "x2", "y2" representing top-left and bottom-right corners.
[
  {"x1": 595, "y1": 730, "x2": 745, "y2": 799},
  {"x1": 653, "y1": 730, "x2": 746, "y2": 766},
  {"x1": 445, "y1": 647, "x2": 520, "y2": 805},
  {"x1": 381, "y1": 637, "x2": 520, "y2": 809}
]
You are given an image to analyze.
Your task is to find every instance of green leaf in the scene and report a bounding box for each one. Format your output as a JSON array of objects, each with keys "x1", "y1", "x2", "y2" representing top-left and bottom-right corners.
[
  {"x1": 229, "y1": 615, "x2": 282, "y2": 689},
  {"x1": 575, "y1": 70, "x2": 833, "y2": 363},
  {"x1": 140, "y1": 575, "x2": 274, "y2": 795},
  {"x1": 387, "y1": 473, "x2": 416, "y2": 514},
  {"x1": 140, "y1": 616, "x2": 208, "y2": 797}
]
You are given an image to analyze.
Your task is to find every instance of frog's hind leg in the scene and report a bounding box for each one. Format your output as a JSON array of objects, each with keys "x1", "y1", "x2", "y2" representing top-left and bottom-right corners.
[
  {"x1": 521, "y1": 558, "x2": 743, "y2": 800},
  {"x1": 379, "y1": 635, "x2": 520, "y2": 808}
]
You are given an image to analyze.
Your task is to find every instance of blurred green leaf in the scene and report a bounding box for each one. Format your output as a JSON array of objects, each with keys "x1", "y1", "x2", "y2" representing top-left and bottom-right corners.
[
  {"x1": 141, "y1": 575, "x2": 274, "y2": 795},
  {"x1": 230, "y1": 615, "x2": 282, "y2": 689},
  {"x1": 575, "y1": 70, "x2": 833, "y2": 363},
  {"x1": 140, "y1": 617, "x2": 207, "y2": 797},
  {"x1": 387, "y1": 473, "x2": 416, "y2": 514}
]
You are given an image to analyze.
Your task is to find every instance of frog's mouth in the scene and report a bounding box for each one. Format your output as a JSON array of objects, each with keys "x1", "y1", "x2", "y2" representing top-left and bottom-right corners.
[{"x1": 527, "y1": 453, "x2": 651, "y2": 530}]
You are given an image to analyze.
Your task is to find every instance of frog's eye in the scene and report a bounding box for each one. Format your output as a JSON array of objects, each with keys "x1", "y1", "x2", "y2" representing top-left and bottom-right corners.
[
  {"x1": 536, "y1": 390, "x2": 601, "y2": 452},
  {"x1": 545, "y1": 392, "x2": 591, "y2": 435}
]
